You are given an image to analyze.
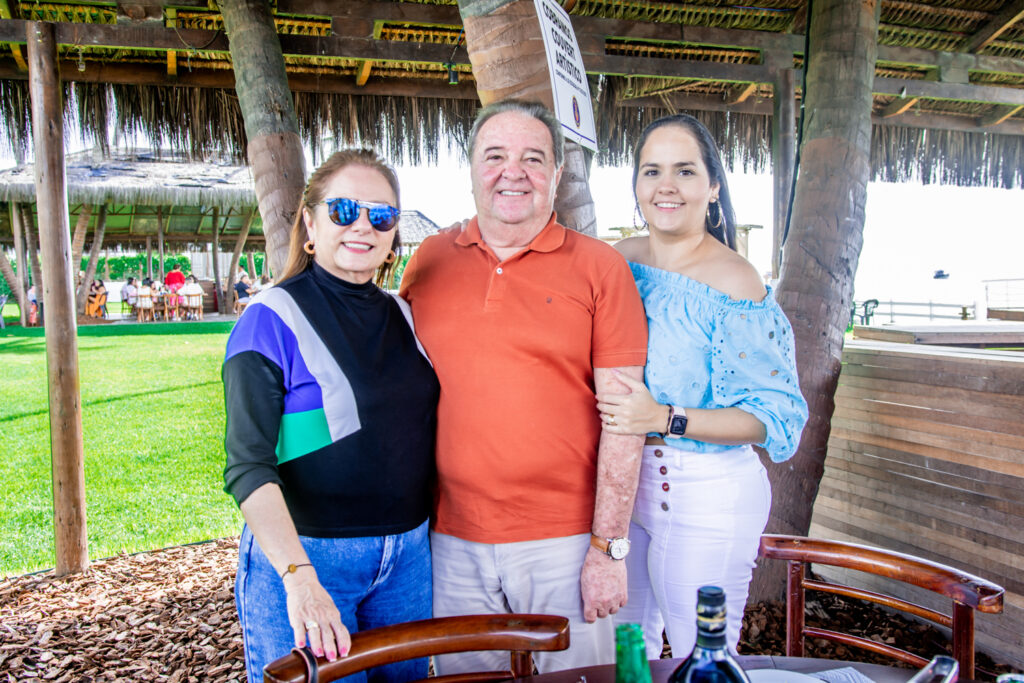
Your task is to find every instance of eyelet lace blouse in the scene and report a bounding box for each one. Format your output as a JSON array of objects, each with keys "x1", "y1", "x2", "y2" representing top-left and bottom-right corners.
[{"x1": 630, "y1": 261, "x2": 809, "y2": 462}]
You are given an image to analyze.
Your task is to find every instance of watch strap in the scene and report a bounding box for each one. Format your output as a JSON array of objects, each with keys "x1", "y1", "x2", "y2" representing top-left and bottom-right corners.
[{"x1": 590, "y1": 534, "x2": 610, "y2": 554}]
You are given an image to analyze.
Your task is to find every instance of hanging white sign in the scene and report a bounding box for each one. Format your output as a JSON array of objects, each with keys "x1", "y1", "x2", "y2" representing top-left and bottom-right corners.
[{"x1": 533, "y1": 0, "x2": 597, "y2": 152}]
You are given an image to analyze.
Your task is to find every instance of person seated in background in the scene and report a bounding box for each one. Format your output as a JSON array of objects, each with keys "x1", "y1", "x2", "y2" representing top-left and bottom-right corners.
[
  {"x1": 258, "y1": 275, "x2": 273, "y2": 291},
  {"x1": 179, "y1": 275, "x2": 204, "y2": 320},
  {"x1": 234, "y1": 272, "x2": 254, "y2": 305},
  {"x1": 121, "y1": 277, "x2": 138, "y2": 306},
  {"x1": 85, "y1": 279, "x2": 107, "y2": 317},
  {"x1": 164, "y1": 263, "x2": 186, "y2": 291}
]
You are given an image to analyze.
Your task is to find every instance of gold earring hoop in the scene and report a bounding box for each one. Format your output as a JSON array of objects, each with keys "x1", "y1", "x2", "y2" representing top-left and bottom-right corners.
[
  {"x1": 706, "y1": 200, "x2": 724, "y2": 230},
  {"x1": 303, "y1": 240, "x2": 315, "y2": 255},
  {"x1": 383, "y1": 250, "x2": 397, "y2": 265}
]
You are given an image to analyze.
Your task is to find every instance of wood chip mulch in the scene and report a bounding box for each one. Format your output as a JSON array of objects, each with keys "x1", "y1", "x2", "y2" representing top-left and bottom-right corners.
[
  {"x1": 1, "y1": 540, "x2": 1019, "y2": 682},
  {"x1": 0, "y1": 538, "x2": 244, "y2": 683}
]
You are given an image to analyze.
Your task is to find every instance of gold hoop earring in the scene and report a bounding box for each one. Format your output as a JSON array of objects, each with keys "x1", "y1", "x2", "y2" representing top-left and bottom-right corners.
[
  {"x1": 633, "y1": 201, "x2": 647, "y2": 231},
  {"x1": 303, "y1": 240, "x2": 315, "y2": 255},
  {"x1": 383, "y1": 250, "x2": 397, "y2": 265},
  {"x1": 706, "y1": 200, "x2": 724, "y2": 230}
]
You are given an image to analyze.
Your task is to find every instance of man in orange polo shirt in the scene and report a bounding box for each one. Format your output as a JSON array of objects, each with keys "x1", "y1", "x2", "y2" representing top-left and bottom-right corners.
[{"x1": 400, "y1": 99, "x2": 648, "y2": 672}]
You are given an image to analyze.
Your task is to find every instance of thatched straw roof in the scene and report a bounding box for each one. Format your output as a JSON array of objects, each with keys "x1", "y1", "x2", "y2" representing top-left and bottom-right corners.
[
  {"x1": 0, "y1": 149, "x2": 443, "y2": 249},
  {"x1": 1, "y1": 1, "x2": 1023, "y2": 187},
  {"x1": 0, "y1": 148, "x2": 256, "y2": 207}
]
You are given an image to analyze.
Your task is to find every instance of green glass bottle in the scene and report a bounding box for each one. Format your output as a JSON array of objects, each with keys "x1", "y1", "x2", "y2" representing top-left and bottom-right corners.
[
  {"x1": 615, "y1": 623, "x2": 653, "y2": 683},
  {"x1": 668, "y1": 586, "x2": 751, "y2": 683}
]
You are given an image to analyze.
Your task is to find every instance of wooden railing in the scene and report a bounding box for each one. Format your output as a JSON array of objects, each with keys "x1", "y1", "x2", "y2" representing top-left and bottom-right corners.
[{"x1": 811, "y1": 340, "x2": 1024, "y2": 671}]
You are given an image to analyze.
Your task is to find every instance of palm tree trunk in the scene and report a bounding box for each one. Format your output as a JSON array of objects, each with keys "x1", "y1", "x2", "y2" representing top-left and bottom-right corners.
[
  {"x1": 225, "y1": 209, "x2": 255, "y2": 311},
  {"x1": 458, "y1": 0, "x2": 597, "y2": 236},
  {"x1": 76, "y1": 204, "x2": 107, "y2": 314},
  {"x1": 220, "y1": 0, "x2": 305, "y2": 275},
  {"x1": 23, "y1": 204, "x2": 44, "y2": 324},
  {"x1": 750, "y1": 0, "x2": 881, "y2": 602},
  {"x1": 70, "y1": 204, "x2": 92, "y2": 284},
  {"x1": 1, "y1": 249, "x2": 24, "y2": 317}
]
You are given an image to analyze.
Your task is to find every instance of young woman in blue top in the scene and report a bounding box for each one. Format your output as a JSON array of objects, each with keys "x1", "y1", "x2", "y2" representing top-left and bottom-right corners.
[{"x1": 598, "y1": 114, "x2": 808, "y2": 657}]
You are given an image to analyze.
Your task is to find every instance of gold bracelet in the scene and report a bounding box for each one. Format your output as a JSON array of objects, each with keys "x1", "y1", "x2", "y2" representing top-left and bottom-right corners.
[{"x1": 280, "y1": 562, "x2": 313, "y2": 579}]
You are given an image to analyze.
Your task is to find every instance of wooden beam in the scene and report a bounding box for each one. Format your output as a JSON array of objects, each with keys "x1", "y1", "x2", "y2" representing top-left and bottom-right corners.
[
  {"x1": 354, "y1": 19, "x2": 383, "y2": 87},
  {"x1": 874, "y1": 76, "x2": 1024, "y2": 107},
  {"x1": 166, "y1": 8, "x2": 177, "y2": 78},
  {"x1": 880, "y1": 96, "x2": 920, "y2": 118},
  {"x1": 0, "y1": 0, "x2": 26, "y2": 71},
  {"x1": 978, "y1": 104, "x2": 1024, "y2": 127},
  {"x1": 727, "y1": 83, "x2": 758, "y2": 105},
  {"x1": 0, "y1": 61, "x2": 481, "y2": 98},
  {"x1": 26, "y1": 20, "x2": 88, "y2": 577},
  {"x1": 961, "y1": 0, "x2": 1024, "y2": 54}
]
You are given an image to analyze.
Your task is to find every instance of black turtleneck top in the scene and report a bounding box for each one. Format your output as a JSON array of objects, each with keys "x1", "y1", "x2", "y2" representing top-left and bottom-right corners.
[{"x1": 222, "y1": 263, "x2": 439, "y2": 537}]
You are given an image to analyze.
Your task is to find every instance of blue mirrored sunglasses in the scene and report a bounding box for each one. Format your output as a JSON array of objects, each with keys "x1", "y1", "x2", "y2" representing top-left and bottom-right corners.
[{"x1": 322, "y1": 197, "x2": 400, "y2": 232}]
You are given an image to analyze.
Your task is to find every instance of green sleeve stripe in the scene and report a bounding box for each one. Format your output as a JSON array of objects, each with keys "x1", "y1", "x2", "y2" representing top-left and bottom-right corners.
[{"x1": 276, "y1": 408, "x2": 333, "y2": 465}]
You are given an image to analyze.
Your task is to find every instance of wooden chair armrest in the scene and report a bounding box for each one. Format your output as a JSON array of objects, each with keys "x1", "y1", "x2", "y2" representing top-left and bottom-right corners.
[
  {"x1": 264, "y1": 614, "x2": 570, "y2": 683},
  {"x1": 759, "y1": 535, "x2": 1003, "y2": 612}
]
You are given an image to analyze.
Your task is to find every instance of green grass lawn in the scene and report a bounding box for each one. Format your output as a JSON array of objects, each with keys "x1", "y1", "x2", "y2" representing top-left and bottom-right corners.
[{"x1": 0, "y1": 321, "x2": 243, "y2": 576}]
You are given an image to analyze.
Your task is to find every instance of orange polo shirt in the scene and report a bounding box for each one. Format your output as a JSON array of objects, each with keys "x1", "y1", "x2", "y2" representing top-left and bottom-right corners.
[{"x1": 400, "y1": 215, "x2": 648, "y2": 543}]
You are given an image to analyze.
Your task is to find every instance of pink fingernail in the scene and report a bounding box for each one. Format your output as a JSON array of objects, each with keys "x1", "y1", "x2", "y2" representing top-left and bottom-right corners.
[
  {"x1": 315, "y1": 648, "x2": 324, "y2": 657},
  {"x1": 340, "y1": 647, "x2": 349, "y2": 657},
  {"x1": 327, "y1": 650, "x2": 337, "y2": 661}
]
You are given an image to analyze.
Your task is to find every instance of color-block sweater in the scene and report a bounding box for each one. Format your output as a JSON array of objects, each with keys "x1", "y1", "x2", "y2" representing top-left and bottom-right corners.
[{"x1": 223, "y1": 263, "x2": 439, "y2": 537}]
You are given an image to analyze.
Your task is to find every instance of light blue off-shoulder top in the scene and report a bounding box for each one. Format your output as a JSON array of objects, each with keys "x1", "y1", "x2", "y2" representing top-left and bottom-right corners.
[{"x1": 630, "y1": 261, "x2": 808, "y2": 462}]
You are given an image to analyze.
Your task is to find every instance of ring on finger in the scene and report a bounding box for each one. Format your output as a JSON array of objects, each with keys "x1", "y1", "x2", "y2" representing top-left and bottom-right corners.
[
  {"x1": 609, "y1": 415, "x2": 616, "y2": 425},
  {"x1": 305, "y1": 620, "x2": 320, "y2": 630}
]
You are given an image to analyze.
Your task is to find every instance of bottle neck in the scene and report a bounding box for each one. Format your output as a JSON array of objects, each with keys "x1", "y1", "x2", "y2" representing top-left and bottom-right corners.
[{"x1": 695, "y1": 629, "x2": 728, "y2": 650}]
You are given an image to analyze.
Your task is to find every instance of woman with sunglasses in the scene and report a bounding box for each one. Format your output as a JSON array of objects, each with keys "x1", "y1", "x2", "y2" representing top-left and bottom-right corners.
[{"x1": 223, "y1": 149, "x2": 439, "y2": 682}]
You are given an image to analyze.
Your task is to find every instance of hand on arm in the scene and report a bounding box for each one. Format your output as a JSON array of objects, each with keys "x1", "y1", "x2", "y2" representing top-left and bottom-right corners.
[
  {"x1": 596, "y1": 371, "x2": 767, "y2": 444},
  {"x1": 240, "y1": 483, "x2": 351, "y2": 661},
  {"x1": 582, "y1": 365, "x2": 646, "y2": 623}
]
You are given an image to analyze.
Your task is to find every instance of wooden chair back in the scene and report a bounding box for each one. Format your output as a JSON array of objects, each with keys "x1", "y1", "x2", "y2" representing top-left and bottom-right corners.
[
  {"x1": 182, "y1": 292, "x2": 203, "y2": 320},
  {"x1": 262, "y1": 614, "x2": 570, "y2": 683},
  {"x1": 135, "y1": 292, "x2": 154, "y2": 322},
  {"x1": 233, "y1": 288, "x2": 248, "y2": 315},
  {"x1": 758, "y1": 534, "x2": 1004, "y2": 679}
]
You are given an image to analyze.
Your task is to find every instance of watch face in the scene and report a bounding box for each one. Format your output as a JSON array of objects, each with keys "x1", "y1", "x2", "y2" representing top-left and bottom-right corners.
[
  {"x1": 608, "y1": 537, "x2": 631, "y2": 560},
  {"x1": 669, "y1": 413, "x2": 688, "y2": 436}
]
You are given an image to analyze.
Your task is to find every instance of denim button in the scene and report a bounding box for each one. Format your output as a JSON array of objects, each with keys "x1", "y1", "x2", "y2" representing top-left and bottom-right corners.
[
  {"x1": 659, "y1": 466, "x2": 668, "y2": 475},
  {"x1": 654, "y1": 449, "x2": 664, "y2": 458},
  {"x1": 662, "y1": 482, "x2": 670, "y2": 492},
  {"x1": 661, "y1": 502, "x2": 669, "y2": 511}
]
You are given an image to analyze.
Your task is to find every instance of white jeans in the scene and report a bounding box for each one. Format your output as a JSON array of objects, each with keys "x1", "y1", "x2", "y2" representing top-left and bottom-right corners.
[
  {"x1": 431, "y1": 531, "x2": 615, "y2": 674},
  {"x1": 615, "y1": 444, "x2": 770, "y2": 658}
]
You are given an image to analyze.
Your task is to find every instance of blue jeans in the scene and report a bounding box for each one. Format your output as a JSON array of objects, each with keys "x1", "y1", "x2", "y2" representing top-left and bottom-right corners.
[{"x1": 235, "y1": 520, "x2": 432, "y2": 683}]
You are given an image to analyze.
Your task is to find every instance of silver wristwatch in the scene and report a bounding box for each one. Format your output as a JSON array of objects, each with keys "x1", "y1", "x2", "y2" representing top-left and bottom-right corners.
[{"x1": 591, "y1": 533, "x2": 631, "y2": 560}]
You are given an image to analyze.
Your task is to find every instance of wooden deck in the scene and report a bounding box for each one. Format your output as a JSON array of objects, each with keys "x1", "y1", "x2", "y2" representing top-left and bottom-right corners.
[
  {"x1": 810, "y1": 340, "x2": 1024, "y2": 670},
  {"x1": 853, "y1": 322, "x2": 1024, "y2": 347}
]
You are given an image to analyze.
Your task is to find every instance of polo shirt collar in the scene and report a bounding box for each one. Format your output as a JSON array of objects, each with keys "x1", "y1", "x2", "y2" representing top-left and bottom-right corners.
[{"x1": 456, "y1": 213, "x2": 566, "y2": 254}]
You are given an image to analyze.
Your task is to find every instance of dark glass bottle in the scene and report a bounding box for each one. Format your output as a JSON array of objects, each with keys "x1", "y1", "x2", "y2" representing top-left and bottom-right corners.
[
  {"x1": 615, "y1": 623, "x2": 653, "y2": 683},
  {"x1": 668, "y1": 586, "x2": 751, "y2": 683}
]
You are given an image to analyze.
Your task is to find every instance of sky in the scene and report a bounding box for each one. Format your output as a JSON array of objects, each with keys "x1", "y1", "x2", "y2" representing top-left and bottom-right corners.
[
  {"x1": 396, "y1": 148, "x2": 1024, "y2": 312},
  {"x1": 4, "y1": 142, "x2": 1023, "y2": 313}
]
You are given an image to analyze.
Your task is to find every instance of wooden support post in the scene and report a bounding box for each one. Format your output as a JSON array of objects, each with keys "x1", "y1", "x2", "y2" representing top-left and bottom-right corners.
[
  {"x1": 145, "y1": 236, "x2": 152, "y2": 279},
  {"x1": 771, "y1": 67, "x2": 796, "y2": 279},
  {"x1": 211, "y1": 206, "x2": 223, "y2": 314},
  {"x1": 10, "y1": 202, "x2": 28, "y2": 326},
  {"x1": 224, "y1": 209, "x2": 252, "y2": 315},
  {"x1": 78, "y1": 203, "x2": 107, "y2": 313},
  {"x1": 23, "y1": 204, "x2": 44, "y2": 322},
  {"x1": 157, "y1": 206, "x2": 165, "y2": 282},
  {"x1": 26, "y1": 20, "x2": 88, "y2": 576},
  {"x1": 69, "y1": 204, "x2": 92, "y2": 284}
]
